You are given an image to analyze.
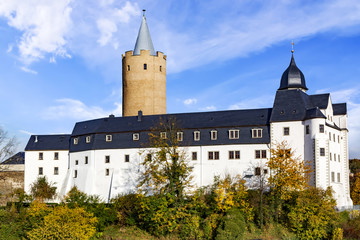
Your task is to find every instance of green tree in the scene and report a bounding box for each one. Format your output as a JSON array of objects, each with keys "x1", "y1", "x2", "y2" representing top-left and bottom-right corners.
[
  {"x1": 30, "y1": 176, "x2": 57, "y2": 202},
  {"x1": 27, "y1": 205, "x2": 98, "y2": 240},
  {"x1": 138, "y1": 117, "x2": 193, "y2": 201},
  {"x1": 350, "y1": 173, "x2": 360, "y2": 205},
  {"x1": 287, "y1": 187, "x2": 339, "y2": 240}
]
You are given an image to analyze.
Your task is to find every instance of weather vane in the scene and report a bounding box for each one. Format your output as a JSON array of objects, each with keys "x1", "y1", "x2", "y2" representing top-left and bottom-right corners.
[
  {"x1": 143, "y1": 9, "x2": 146, "y2": 16},
  {"x1": 291, "y1": 40, "x2": 294, "y2": 53}
]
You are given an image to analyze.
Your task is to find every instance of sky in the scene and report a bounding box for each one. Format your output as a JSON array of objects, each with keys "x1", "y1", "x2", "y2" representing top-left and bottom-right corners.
[{"x1": 0, "y1": 0, "x2": 359, "y2": 158}]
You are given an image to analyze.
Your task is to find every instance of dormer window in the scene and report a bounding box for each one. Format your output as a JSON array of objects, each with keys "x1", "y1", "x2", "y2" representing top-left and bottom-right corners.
[
  {"x1": 160, "y1": 132, "x2": 167, "y2": 139},
  {"x1": 86, "y1": 136, "x2": 91, "y2": 143},
  {"x1": 177, "y1": 132, "x2": 183, "y2": 142},
  {"x1": 194, "y1": 131, "x2": 200, "y2": 141},
  {"x1": 106, "y1": 135, "x2": 112, "y2": 142},
  {"x1": 133, "y1": 133, "x2": 140, "y2": 141},
  {"x1": 229, "y1": 129, "x2": 239, "y2": 139},
  {"x1": 252, "y1": 129, "x2": 263, "y2": 138},
  {"x1": 211, "y1": 130, "x2": 217, "y2": 140}
]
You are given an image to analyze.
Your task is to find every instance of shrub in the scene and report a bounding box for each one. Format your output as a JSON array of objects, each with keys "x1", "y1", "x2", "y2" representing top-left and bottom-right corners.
[{"x1": 215, "y1": 208, "x2": 246, "y2": 240}]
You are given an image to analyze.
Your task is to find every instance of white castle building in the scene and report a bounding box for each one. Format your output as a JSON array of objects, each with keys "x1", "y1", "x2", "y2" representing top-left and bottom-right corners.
[{"x1": 24, "y1": 12, "x2": 352, "y2": 207}]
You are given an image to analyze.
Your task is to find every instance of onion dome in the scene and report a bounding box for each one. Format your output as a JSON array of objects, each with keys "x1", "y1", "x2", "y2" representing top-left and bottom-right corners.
[{"x1": 279, "y1": 54, "x2": 308, "y2": 91}]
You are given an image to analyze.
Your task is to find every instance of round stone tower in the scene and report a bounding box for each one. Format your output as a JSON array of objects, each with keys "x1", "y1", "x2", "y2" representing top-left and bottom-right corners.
[{"x1": 122, "y1": 10, "x2": 166, "y2": 117}]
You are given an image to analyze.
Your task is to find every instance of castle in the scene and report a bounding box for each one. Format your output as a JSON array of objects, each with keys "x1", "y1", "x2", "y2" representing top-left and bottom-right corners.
[{"x1": 24, "y1": 12, "x2": 353, "y2": 207}]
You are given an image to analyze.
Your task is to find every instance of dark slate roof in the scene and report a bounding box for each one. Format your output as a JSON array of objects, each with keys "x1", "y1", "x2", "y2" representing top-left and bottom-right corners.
[
  {"x1": 309, "y1": 94, "x2": 330, "y2": 109},
  {"x1": 333, "y1": 103, "x2": 347, "y2": 115},
  {"x1": 305, "y1": 107, "x2": 326, "y2": 119},
  {"x1": 70, "y1": 109, "x2": 272, "y2": 152},
  {"x1": 72, "y1": 109, "x2": 272, "y2": 136},
  {"x1": 1, "y1": 152, "x2": 24, "y2": 165},
  {"x1": 25, "y1": 134, "x2": 71, "y2": 151},
  {"x1": 279, "y1": 54, "x2": 308, "y2": 91},
  {"x1": 271, "y1": 89, "x2": 318, "y2": 122}
]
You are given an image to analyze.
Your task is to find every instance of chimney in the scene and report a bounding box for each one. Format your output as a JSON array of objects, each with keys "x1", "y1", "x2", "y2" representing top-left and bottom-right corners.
[
  {"x1": 137, "y1": 110, "x2": 143, "y2": 122},
  {"x1": 109, "y1": 114, "x2": 115, "y2": 118},
  {"x1": 35, "y1": 136, "x2": 38, "y2": 143}
]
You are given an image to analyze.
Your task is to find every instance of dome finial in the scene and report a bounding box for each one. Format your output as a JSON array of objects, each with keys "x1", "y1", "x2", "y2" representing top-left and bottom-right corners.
[
  {"x1": 291, "y1": 40, "x2": 294, "y2": 53},
  {"x1": 143, "y1": 9, "x2": 146, "y2": 16}
]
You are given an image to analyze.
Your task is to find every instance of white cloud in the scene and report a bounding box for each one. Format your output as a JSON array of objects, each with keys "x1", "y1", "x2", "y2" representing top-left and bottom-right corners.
[
  {"x1": 0, "y1": 0, "x2": 73, "y2": 64},
  {"x1": 97, "y1": 18, "x2": 118, "y2": 46},
  {"x1": 42, "y1": 98, "x2": 122, "y2": 121},
  {"x1": 200, "y1": 105, "x2": 217, "y2": 111},
  {"x1": 20, "y1": 66, "x2": 37, "y2": 74},
  {"x1": 183, "y1": 98, "x2": 197, "y2": 105}
]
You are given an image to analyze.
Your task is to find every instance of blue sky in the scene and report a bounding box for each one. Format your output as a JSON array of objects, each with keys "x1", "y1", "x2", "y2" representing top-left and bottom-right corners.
[{"x1": 0, "y1": 0, "x2": 359, "y2": 157}]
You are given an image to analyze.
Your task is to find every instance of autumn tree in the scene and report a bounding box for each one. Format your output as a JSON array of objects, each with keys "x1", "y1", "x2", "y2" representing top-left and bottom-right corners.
[
  {"x1": 0, "y1": 127, "x2": 17, "y2": 163},
  {"x1": 30, "y1": 176, "x2": 57, "y2": 202},
  {"x1": 138, "y1": 117, "x2": 193, "y2": 201},
  {"x1": 351, "y1": 173, "x2": 360, "y2": 205},
  {"x1": 27, "y1": 205, "x2": 98, "y2": 240},
  {"x1": 266, "y1": 141, "x2": 311, "y2": 220}
]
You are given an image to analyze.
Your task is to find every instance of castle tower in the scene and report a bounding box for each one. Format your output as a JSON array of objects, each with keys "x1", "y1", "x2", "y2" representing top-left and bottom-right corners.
[{"x1": 122, "y1": 10, "x2": 166, "y2": 117}]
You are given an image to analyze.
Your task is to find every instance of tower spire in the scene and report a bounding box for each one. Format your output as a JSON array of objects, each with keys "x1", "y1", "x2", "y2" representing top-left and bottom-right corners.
[{"x1": 133, "y1": 10, "x2": 155, "y2": 56}]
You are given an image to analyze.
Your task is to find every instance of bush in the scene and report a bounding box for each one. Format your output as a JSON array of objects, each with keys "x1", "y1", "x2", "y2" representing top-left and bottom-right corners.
[
  {"x1": 0, "y1": 209, "x2": 25, "y2": 239},
  {"x1": 215, "y1": 208, "x2": 246, "y2": 240}
]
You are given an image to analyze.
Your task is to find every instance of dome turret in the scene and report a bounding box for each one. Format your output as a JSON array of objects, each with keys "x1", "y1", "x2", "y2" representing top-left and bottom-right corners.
[{"x1": 279, "y1": 54, "x2": 308, "y2": 91}]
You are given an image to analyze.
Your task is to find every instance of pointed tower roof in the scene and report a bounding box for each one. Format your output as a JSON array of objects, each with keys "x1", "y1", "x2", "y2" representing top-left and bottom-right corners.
[
  {"x1": 279, "y1": 54, "x2": 308, "y2": 91},
  {"x1": 133, "y1": 10, "x2": 155, "y2": 56}
]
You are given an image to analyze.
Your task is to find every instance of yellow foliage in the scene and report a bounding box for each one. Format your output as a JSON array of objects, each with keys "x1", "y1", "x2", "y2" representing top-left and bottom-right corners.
[
  {"x1": 267, "y1": 141, "x2": 312, "y2": 200},
  {"x1": 27, "y1": 205, "x2": 98, "y2": 240},
  {"x1": 351, "y1": 173, "x2": 360, "y2": 205}
]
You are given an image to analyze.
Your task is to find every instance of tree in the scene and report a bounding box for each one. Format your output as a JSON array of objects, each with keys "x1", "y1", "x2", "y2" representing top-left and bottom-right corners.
[
  {"x1": 266, "y1": 141, "x2": 311, "y2": 221},
  {"x1": 0, "y1": 127, "x2": 17, "y2": 163},
  {"x1": 30, "y1": 176, "x2": 57, "y2": 202},
  {"x1": 138, "y1": 117, "x2": 193, "y2": 201},
  {"x1": 26, "y1": 205, "x2": 98, "y2": 240},
  {"x1": 351, "y1": 173, "x2": 360, "y2": 205}
]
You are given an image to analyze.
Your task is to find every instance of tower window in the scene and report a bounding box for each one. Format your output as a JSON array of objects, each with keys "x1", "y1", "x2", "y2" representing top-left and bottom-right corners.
[
  {"x1": 54, "y1": 152, "x2": 59, "y2": 160},
  {"x1": 39, "y1": 152, "x2": 43, "y2": 160},
  {"x1": 105, "y1": 155, "x2": 110, "y2": 163},
  {"x1": 283, "y1": 127, "x2": 290, "y2": 136},
  {"x1": 125, "y1": 154, "x2": 130, "y2": 162},
  {"x1": 75, "y1": 160, "x2": 79, "y2": 165},
  {"x1": 160, "y1": 65, "x2": 162, "y2": 72},
  {"x1": 127, "y1": 65, "x2": 130, "y2": 71},
  {"x1": 85, "y1": 156, "x2": 88, "y2": 164},
  {"x1": 320, "y1": 148, "x2": 325, "y2": 156},
  {"x1": 74, "y1": 170, "x2": 77, "y2": 178},
  {"x1": 305, "y1": 125, "x2": 309, "y2": 134},
  {"x1": 337, "y1": 173, "x2": 340, "y2": 182},
  {"x1": 54, "y1": 167, "x2": 59, "y2": 175},
  {"x1": 333, "y1": 134, "x2": 335, "y2": 142},
  {"x1": 192, "y1": 152, "x2": 197, "y2": 161},
  {"x1": 38, "y1": 167, "x2": 43, "y2": 175},
  {"x1": 105, "y1": 169, "x2": 110, "y2": 176},
  {"x1": 144, "y1": 63, "x2": 147, "y2": 70},
  {"x1": 319, "y1": 124, "x2": 324, "y2": 133}
]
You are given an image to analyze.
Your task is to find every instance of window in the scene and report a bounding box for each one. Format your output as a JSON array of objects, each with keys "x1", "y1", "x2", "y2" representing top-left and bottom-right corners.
[
  {"x1": 160, "y1": 65, "x2": 162, "y2": 72},
  {"x1": 255, "y1": 167, "x2": 261, "y2": 176},
  {"x1": 106, "y1": 135, "x2": 112, "y2": 142},
  {"x1": 331, "y1": 172, "x2": 335, "y2": 182},
  {"x1": 105, "y1": 155, "x2": 110, "y2": 163},
  {"x1": 229, "y1": 150, "x2": 240, "y2": 160},
  {"x1": 334, "y1": 154, "x2": 336, "y2": 161},
  {"x1": 320, "y1": 148, "x2": 325, "y2": 156},
  {"x1": 319, "y1": 124, "x2": 324, "y2": 133},
  {"x1": 306, "y1": 125, "x2": 310, "y2": 134},
  {"x1": 86, "y1": 136, "x2": 91, "y2": 143},
  {"x1": 39, "y1": 152, "x2": 43, "y2": 160},
  {"x1": 74, "y1": 170, "x2": 77, "y2": 178},
  {"x1": 54, "y1": 152, "x2": 59, "y2": 160},
  {"x1": 229, "y1": 129, "x2": 239, "y2": 139},
  {"x1": 333, "y1": 134, "x2": 335, "y2": 142},
  {"x1": 144, "y1": 63, "x2": 147, "y2": 70},
  {"x1": 252, "y1": 129, "x2": 263, "y2": 138},
  {"x1": 127, "y1": 65, "x2": 130, "y2": 71},
  {"x1": 192, "y1": 152, "x2": 197, "y2": 161},
  {"x1": 74, "y1": 138, "x2": 78, "y2": 145},
  {"x1": 160, "y1": 132, "x2": 167, "y2": 139},
  {"x1": 125, "y1": 154, "x2": 130, "y2": 163},
  {"x1": 208, "y1": 151, "x2": 220, "y2": 160},
  {"x1": 337, "y1": 173, "x2": 340, "y2": 182},
  {"x1": 177, "y1": 132, "x2": 183, "y2": 142},
  {"x1": 329, "y1": 132, "x2": 331, "y2": 141},
  {"x1": 38, "y1": 167, "x2": 43, "y2": 175},
  {"x1": 133, "y1": 133, "x2": 140, "y2": 141},
  {"x1": 338, "y1": 154, "x2": 340, "y2": 162},
  {"x1": 255, "y1": 150, "x2": 267, "y2": 159},
  {"x1": 54, "y1": 167, "x2": 59, "y2": 175},
  {"x1": 264, "y1": 169, "x2": 268, "y2": 175},
  {"x1": 105, "y1": 169, "x2": 110, "y2": 176},
  {"x1": 75, "y1": 160, "x2": 79, "y2": 165},
  {"x1": 283, "y1": 127, "x2": 290, "y2": 136},
  {"x1": 147, "y1": 154, "x2": 152, "y2": 161},
  {"x1": 211, "y1": 130, "x2": 217, "y2": 140},
  {"x1": 338, "y1": 135, "x2": 340, "y2": 143},
  {"x1": 330, "y1": 153, "x2": 332, "y2": 161},
  {"x1": 85, "y1": 156, "x2": 88, "y2": 164},
  {"x1": 194, "y1": 131, "x2": 200, "y2": 141}
]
